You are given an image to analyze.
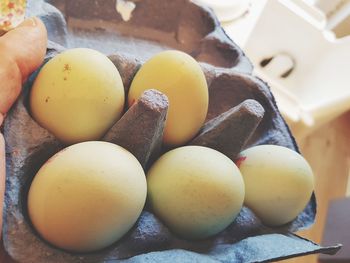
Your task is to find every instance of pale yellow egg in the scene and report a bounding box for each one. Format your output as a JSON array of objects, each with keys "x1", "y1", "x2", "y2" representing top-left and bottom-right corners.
[
  {"x1": 30, "y1": 48, "x2": 125, "y2": 144},
  {"x1": 28, "y1": 141, "x2": 147, "y2": 252},
  {"x1": 237, "y1": 145, "x2": 314, "y2": 226},
  {"x1": 147, "y1": 146, "x2": 245, "y2": 239},
  {"x1": 128, "y1": 50, "x2": 208, "y2": 146}
]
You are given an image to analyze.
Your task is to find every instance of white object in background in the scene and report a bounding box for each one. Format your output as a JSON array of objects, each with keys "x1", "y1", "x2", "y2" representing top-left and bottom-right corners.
[
  {"x1": 304, "y1": 0, "x2": 346, "y2": 17},
  {"x1": 303, "y1": 0, "x2": 350, "y2": 38},
  {"x1": 196, "y1": 0, "x2": 250, "y2": 22},
  {"x1": 326, "y1": 1, "x2": 350, "y2": 37},
  {"x1": 116, "y1": 0, "x2": 136, "y2": 22},
  {"x1": 222, "y1": 0, "x2": 267, "y2": 47},
  {"x1": 242, "y1": 0, "x2": 350, "y2": 138}
]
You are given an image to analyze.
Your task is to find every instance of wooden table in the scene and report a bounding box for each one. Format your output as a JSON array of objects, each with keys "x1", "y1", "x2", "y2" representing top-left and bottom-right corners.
[
  {"x1": 1, "y1": 111, "x2": 349, "y2": 263},
  {"x1": 282, "y1": 111, "x2": 350, "y2": 263}
]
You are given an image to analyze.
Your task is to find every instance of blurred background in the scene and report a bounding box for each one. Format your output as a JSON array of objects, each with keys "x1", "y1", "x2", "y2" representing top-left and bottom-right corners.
[{"x1": 198, "y1": 0, "x2": 350, "y2": 262}]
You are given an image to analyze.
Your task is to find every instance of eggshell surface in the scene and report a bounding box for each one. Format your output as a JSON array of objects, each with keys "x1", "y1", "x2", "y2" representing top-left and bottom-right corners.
[
  {"x1": 27, "y1": 141, "x2": 147, "y2": 252},
  {"x1": 128, "y1": 50, "x2": 208, "y2": 146},
  {"x1": 30, "y1": 48, "x2": 125, "y2": 144},
  {"x1": 237, "y1": 145, "x2": 314, "y2": 226},
  {"x1": 147, "y1": 146, "x2": 245, "y2": 239}
]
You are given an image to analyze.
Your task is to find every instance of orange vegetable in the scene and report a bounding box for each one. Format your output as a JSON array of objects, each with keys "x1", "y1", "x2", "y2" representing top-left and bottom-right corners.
[
  {"x1": 0, "y1": 17, "x2": 47, "y2": 114},
  {"x1": 0, "y1": 132, "x2": 4, "y2": 235},
  {"x1": 0, "y1": 17, "x2": 47, "y2": 234}
]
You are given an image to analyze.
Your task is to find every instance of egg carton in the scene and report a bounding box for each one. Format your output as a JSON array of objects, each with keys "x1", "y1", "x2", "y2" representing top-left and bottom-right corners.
[{"x1": 3, "y1": 0, "x2": 341, "y2": 262}]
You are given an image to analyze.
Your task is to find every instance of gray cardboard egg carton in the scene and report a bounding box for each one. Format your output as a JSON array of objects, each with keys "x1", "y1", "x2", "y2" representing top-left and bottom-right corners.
[{"x1": 3, "y1": 0, "x2": 341, "y2": 262}]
